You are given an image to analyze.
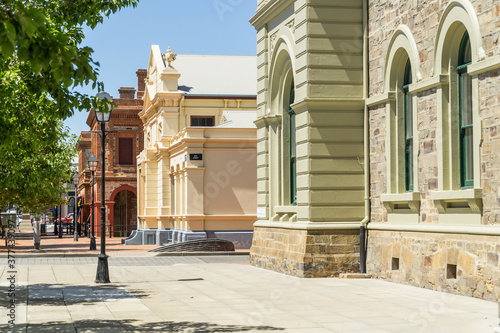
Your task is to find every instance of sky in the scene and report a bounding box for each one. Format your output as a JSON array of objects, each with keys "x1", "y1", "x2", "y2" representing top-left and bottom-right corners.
[{"x1": 64, "y1": 0, "x2": 257, "y2": 137}]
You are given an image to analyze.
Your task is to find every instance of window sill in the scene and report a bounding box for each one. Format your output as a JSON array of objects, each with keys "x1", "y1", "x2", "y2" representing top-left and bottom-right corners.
[
  {"x1": 274, "y1": 206, "x2": 298, "y2": 214},
  {"x1": 271, "y1": 206, "x2": 298, "y2": 223},
  {"x1": 381, "y1": 192, "x2": 421, "y2": 213},
  {"x1": 429, "y1": 189, "x2": 482, "y2": 213}
]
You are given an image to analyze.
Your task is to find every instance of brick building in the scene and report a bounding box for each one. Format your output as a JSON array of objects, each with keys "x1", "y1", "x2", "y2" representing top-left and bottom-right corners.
[
  {"x1": 76, "y1": 70, "x2": 146, "y2": 237},
  {"x1": 250, "y1": 0, "x2": 500, "y2": 301}
]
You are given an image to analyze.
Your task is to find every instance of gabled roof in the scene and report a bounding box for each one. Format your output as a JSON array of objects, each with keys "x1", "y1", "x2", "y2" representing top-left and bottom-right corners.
[{"x1": 174, "y1": 54, "x2": 257, "y2": 97}]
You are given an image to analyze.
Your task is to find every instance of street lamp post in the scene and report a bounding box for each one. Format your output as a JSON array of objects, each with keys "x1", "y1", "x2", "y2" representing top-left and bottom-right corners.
[
  {"x1": 88, "y1": 155, "x2": 98, "y2": 251},
  {"x1": 95, "y1": 90, "x2": 112, "y2": 283},
  {"x1": 58, "y1": 193, "x2": 63, "y2": 239},
  {"x1": 72, "y1": 173, "x2": 79, "y2": 241}
]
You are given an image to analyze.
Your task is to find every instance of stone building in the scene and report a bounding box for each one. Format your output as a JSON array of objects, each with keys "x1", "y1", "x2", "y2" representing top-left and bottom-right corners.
[
  {"x1": 366, "y1": 0, "x2": 500, "y2": 301},
  {"x1": 250, "y1": 0, "x2": 500, "y2": 301},
  {"x1": 131, "y1": 46, "x2": 257, "y2": 248},
  {"x1": 76, "y1": 70, "x2": 145, "y2": 237}
]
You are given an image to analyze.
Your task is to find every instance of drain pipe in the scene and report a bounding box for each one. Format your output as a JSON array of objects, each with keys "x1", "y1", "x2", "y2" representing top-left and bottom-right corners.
[{"x1": 360, "y1": 0, "x2": 370, "y2": 274}]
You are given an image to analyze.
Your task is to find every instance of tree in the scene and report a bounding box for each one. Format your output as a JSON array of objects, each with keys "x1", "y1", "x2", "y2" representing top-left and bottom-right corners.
[
  {"x1": 0, "y1": 0, "x2": 138, "y2": 211},
  {"x1": 0, "y1": 63, "x2": 76, "y2": 212},
  {"x1": 0, "y1": 0, "x2": 138, "y2": 119}
]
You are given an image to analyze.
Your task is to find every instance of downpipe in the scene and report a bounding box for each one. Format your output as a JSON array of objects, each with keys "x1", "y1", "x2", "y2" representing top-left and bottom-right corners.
[{"x1": 360, "y1": 0, "x2": 370, "y2": 274}]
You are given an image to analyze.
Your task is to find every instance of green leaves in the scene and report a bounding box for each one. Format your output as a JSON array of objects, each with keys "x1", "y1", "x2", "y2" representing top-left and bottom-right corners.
[{"x1": 0, "y1": 0, "x2": 138, "y2": 211}]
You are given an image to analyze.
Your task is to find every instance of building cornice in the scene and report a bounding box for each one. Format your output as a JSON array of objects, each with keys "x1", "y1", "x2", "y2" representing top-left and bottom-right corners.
[{"x1": 249, "y1": 0, "x2": 294, "y2": 29}]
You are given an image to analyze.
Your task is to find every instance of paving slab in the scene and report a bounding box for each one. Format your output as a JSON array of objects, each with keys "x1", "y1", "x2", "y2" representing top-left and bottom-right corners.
[{"x1": 0, "y1": 254, "x2": 498, "y2": 332}]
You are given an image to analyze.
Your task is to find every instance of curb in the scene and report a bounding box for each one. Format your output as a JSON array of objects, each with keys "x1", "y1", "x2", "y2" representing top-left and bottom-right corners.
[
  {"x1": 0, "y1": 251, "x2": 250, "y2": 258},
  {"x1": 0, "y1": 252, "x2": 99, "y2": 258},
  {"x1": 154, "y1": 251, "x2": 250, "y2": 256}
]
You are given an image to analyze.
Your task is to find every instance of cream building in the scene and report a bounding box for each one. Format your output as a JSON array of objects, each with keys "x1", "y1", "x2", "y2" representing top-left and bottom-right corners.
[
  {"x1": 249, "y1": 0, "x2": 368, "y2": 277},
  {"x1": 251, "y1": 0, "x2": 500, "y2": 301},
  {"x1": 130, "y1": 46, "x2": 258, "y2": 249}
]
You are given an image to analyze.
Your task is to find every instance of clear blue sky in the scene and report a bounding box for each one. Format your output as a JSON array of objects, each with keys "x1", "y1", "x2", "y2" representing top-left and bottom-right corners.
[{"x1": 64, "y1": 0, "x2": 257, "y2": 137}]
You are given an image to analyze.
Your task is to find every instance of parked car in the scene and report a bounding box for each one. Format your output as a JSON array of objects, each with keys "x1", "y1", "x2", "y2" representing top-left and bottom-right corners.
[{"x1": 55, "y1": 213, "x2": 74, "y2": 225}]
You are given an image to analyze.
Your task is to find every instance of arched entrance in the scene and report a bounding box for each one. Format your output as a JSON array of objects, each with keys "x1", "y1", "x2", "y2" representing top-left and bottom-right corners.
[{"x1": 112, "y1": 190, "x2": 137, "y2": 237}]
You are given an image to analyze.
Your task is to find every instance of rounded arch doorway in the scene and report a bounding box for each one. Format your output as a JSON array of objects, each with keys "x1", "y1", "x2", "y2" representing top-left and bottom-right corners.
[{"x1": 112, "y1": 189, "x2": 137, "y2": 237}]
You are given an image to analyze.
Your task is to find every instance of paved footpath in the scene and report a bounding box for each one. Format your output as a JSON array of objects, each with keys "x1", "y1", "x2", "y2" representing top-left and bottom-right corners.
[
  {"x1": 0, "y1": 254, "x2": 498, "y2": 333},
  {"x1": 0, "y1": 228, "x2": 499, "y2": 332}
]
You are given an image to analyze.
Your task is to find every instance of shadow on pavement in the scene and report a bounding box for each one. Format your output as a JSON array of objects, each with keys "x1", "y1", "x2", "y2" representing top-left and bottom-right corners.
[
  {"x1": 1, "y1": 319, "x2": 285, "y2": 332},
  {"x1": 0, "y1": 283, "x2": 152, "y2": 307}
]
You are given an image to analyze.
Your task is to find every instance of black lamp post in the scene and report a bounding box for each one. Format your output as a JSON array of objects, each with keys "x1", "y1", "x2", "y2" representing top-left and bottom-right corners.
[
  {"x1": 58, "y1": 190, "x2": 63, "y2": 239},
  {"x1": 72, "y1": 173, "x2": 79, "y2": 241},
  {"x1": 88, "y1": 155, "x2": 98, "y2": 250},
  {"x1": 95, "y1": 90, "x2": 112, "y2": 283}
]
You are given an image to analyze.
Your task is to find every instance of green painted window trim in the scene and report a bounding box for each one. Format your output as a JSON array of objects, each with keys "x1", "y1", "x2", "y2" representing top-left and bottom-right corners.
[
  {"x1": 403, "y1": 60, "x2": 413, "y2": 192},
  {"x1": 289, "y1": 81, "x2": 297, "y2": 206},
  {"x1": 458, "y1": 31, "x2": 473, "y2": 188}
]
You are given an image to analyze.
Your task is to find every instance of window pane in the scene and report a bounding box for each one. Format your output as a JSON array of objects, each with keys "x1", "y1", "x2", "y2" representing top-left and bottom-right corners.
[
  {"x1": 406, "y1": 138, "x2": 413, "y2": 191},
  {"x1": 465, "y1": 127, "x2": 473, "y2": 182},
  {"x1": 290, "y1": 114, "x2": 296, "y2": 157},
  {"x1": 461, "y1": 74, "x2": 473, "y2": 126},
  {"x1": 119, "y1": 138, "x2": 133, "y2": 165},
  {"x1": 191, "y1": 116, "x2": 214, "y2": 127},
  {"x1": 406, "y1": 92, "x2": 413, "y2": 138}
]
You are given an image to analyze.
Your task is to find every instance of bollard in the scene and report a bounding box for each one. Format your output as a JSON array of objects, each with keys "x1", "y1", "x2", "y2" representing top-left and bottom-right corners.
[{"x1": 33, "y1": 220, "x2": 40, "y2": 250}]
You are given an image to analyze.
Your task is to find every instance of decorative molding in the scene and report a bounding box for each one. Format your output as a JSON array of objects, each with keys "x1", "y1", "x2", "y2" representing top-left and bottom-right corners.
[
  {"x1": 408, "y1": 74, "x2": 449, "y2": 94},
  {"x1": 254, "y1": 114, "x2": 282, "y2": 128},
  {"x1": 381, "y1": 192, "x2": 421, "y2": 213},
  {"x1": 467, "y1": 55, "x2": 500, "y2": 76},
  {"x1": 253, "y1": 220, "x2": 362, "y2": 230},
  {"x1": 161, "y1": 46, "x2": 177, "y2": 67},
  {"x1": 429, "y1": 189, "x2": 483, "y2": 213},
  {"x1": 366, "y1": 92, "x2": 396, "y2": 107},
  {"x1": 368, "y1": 222, "x2": 500, "y2": 236},
  {"x1": 285, "y1": 19, "x2": 295, "y2": 33},
  {"x1": 269, "y1": 31, "x2": 278, "y2": 52}
]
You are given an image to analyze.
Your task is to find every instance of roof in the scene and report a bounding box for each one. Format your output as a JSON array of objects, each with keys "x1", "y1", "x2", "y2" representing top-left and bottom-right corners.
[
  {"x1": 215, "y1": 110, "x2": 257, "y2": 128},
  {"x1": 173, "y1": 54, "x2": 257, "y2": 97}
]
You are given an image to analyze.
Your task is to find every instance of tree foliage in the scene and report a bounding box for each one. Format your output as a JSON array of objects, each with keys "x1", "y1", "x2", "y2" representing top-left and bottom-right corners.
[
  {"x1": 0, "y1": 0, "x2": 138, "y2": 119},
  {"x1": 0, "y1": 0, "x2": 138, "y2": 211},
  {"x1": 0, "y1": 64, "x2": 76, "y2": 212}
]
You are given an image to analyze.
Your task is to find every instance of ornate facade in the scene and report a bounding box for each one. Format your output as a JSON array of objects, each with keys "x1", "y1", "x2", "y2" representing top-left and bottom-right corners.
[
  {"x1": 251, "y1": 0, "x2": 500, "y2": 301},
  {"x1": 77, "y1": 70, "x2": 145, "y2": 237},
  {"x1": 133, "y1": 46, "x2": 257, "y2": 248}
]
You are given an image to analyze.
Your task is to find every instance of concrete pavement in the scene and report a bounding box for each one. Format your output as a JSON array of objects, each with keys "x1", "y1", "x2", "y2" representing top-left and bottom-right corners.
[{"x1": 0, "y1": 254, "x2": 499, "y2": 333}]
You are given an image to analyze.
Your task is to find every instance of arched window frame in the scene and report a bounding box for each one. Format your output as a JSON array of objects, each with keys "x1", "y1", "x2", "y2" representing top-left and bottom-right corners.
[
  {"x1": 403, "y1": 60, "x2": 413, "y2": 192},
  {"x1": 457, "y1": 32, "x2": 473, "y2": 188},
  {"x1": 377, "y1": 26, "x2": 421, "y2": 222},
  {"x1": 432, "y1": 0, "x2": 483, "y2": 192},
  {"x1": 429, "y1": 0, "x2": 484, "y2": 223},
  {"x1": 288, "y1": 81, "x2": 296, "y2": 205}
]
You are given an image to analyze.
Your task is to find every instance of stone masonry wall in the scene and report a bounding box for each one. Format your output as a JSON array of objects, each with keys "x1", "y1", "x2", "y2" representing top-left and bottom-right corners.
[
  {"x1": 368, "y1": 0, "x2": 500, "y2": 301},
  {"x1": 367, "y1": 230, "x2": 500, "y2": 301},
  {"x1": 368, "y1": 0, "x2": 500, "y2": 97},
  {"x1": 251, "y1": 227, "x2": 360, "y2": 278},
  {"x1": 368, "y1": 1, "x2": 500, "y2": 222},
  {"x1": 480, "y1": 69, "x2": 500, "y2": 223}
]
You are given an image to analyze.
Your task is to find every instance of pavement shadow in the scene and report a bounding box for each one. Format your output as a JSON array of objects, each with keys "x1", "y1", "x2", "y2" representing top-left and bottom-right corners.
[
  {"x1": 1, "y1": 319, "x2": 285, "y2": 332},
  {"x1": 0, "y1": 283, "x2": 152, "y2": 307}
]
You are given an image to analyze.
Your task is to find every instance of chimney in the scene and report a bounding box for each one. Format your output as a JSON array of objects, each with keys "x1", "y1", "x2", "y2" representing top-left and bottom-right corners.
[
  {"x1": 136, "y1": 69, "x2": 147, "y2": 99},
  {"x1": 118, "y1": 87, "x2": 136, "y2": 99}
]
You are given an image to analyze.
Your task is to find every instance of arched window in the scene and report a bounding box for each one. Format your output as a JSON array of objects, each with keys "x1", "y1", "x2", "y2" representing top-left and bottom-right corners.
[
  {"x1": 457, "y1": 31, "x2": 472, "y2": 188},
  {"x1": 288, "y1": 81, "x2": 296, "y2": 205},
  {"x1": 403, "y1": 60, "x2": 413, "y2": 191}
]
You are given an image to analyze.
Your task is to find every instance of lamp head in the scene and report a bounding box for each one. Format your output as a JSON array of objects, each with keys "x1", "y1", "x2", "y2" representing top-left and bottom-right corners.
[
  {"x1": 72, "y1": 173, "x2": 80, "y2": 186},
  {"x1": 95, "y1": 91, "x2": 113, "y2": 123},
  {"x1": 88, "y1": 155, "x2": 98, "y2": 172}
]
